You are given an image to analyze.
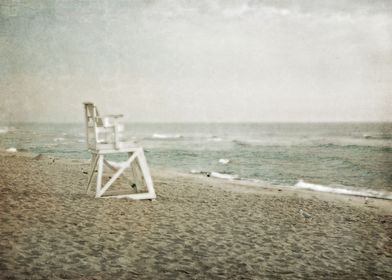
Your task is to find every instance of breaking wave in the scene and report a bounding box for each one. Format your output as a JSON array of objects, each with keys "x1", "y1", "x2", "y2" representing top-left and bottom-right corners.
[
  {"x1": 190, "y1": 170, "x2": 239, "y2": 180},
  {"x1": 209, "y1": 172, "x2": 239, "y2": 180},
  {"x1": 294, "y1": 180, "x2": 392, "y2": 200},
  {"x1": 152, "y1": 133, "x2": 183, "y2": 139}
]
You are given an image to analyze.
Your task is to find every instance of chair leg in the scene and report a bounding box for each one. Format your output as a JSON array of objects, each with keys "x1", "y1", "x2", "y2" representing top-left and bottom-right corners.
[
  {"x1": 136, "y1": 149, "x2": 156, "y2": 199},
  {"x1": 130, "y1": 152, "x2": 140, "y2": 192},
  {"x1": 96, "y1": 155, "x2": 104, "y2": 198},
  {"x1": 86, "y1": 154, "x2": 99, "y2": 193}
]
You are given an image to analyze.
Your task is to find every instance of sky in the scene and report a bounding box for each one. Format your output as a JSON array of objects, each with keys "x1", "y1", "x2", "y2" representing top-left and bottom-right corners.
[{"x1": 0, "y1": 0, "x2": 391, "y2": 123}]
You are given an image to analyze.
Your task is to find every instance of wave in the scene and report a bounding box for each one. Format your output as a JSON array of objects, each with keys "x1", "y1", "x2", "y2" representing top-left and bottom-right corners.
[
  {"x1": 218, "y1": 158, "x2": 230, "y2": 164},
  {"x1": 232, "y1": 139, "x2": 392, "y2": 149},
  {"x1": 210, "y1": 172, "x2": 239, "y2": 180},
  {"x1": 152, "y1": 133, "x2": 183, "y2": 139},
  {"x1": 294, "y1": 180, "x2": 392, "y2": 200},
  {"x1": 208, "y1": 136, "x2": 223, "y2": 142},
  {"x1": 363, "y1": 134, "x2": 392, "y2": 140},
  {"x1": 232, "y1": 139, "x2": 304, "y2": 147},
  {"x1": 54, "y1": 137, "x2": 65, "y2": 142},
  {"x1": 189, "y1": 170, "x2": 239, "y2": 180},
  {"x1": 0, "y1": 127, "x2": 9, "y2": 134},
  {"x1": 6, "y1": 147, "x2": 17, "y2": 152},
  {"x1": 232, "y1": 140, "x2": 252, "y2": 146},
  {"x1": 190, "y1": 171, "x2": 392, "y2": 200}
]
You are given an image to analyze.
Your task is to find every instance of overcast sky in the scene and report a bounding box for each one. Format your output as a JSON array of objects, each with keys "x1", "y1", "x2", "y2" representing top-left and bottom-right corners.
[{"x1": 0, "y1": 0, "x2": 391, "y2": 122}]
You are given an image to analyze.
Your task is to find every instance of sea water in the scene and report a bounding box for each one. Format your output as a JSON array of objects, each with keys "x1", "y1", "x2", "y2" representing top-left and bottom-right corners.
[{"x1": 1, "y1": 122, "x2": 391, "y2": 198}]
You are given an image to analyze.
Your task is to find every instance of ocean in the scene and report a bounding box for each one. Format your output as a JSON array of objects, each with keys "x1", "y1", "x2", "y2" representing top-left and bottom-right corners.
[{"x1": 1, "y1": 122, "x2": 391, "y2": 199}]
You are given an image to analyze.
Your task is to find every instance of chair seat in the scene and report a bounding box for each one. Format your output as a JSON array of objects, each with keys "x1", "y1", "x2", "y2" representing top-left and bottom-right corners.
[{"x1": 91, "y1": 141, "x2": 139, "y2": 153}]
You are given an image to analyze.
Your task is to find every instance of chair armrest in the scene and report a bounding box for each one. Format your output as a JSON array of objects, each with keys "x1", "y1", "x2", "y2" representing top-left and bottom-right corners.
[
  {"x1": 101, "y1": 114, "x2": 124, "y2": 119},
  {"x1": 95, "y1": 115, "x2": 123, "y2": 127}
]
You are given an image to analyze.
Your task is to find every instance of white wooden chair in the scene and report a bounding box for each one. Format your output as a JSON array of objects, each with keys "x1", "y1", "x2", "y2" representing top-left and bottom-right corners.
[{"x1": 83, "y1": 102, "x2": 156, "y2": 200}]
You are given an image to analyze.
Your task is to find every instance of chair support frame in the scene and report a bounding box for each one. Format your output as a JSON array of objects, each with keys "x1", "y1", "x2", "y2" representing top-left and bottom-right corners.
[{"x1": 83, "y1": 102, "x2": 156, "y2": 200}]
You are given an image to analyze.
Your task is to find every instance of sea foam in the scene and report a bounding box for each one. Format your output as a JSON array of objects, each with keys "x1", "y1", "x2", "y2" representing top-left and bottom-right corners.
[
  {"x1": 294, "y1": 180, "x2": 392, "y2": 200},
  {"x1": 210, "y1": 172, "x2": 239, "y2": 180},
  {"x1": 218, "y1": 158, "x2": 230, "y2": 164},
  {"x1": 152, "y1": 133, "x2": 182, "y2": 139},
  {"x1": 189, "y1": 170, "x2": 239, "y2": 180}
]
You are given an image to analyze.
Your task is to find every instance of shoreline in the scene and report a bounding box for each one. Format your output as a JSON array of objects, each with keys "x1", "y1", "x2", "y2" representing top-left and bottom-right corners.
[{"x1": 2, "y1": 150, "x2": 392, "y2": 214}]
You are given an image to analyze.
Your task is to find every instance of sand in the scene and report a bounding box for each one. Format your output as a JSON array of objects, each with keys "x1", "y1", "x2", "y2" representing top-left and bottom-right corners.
[{"x1": 0, "y1": 152, "x2": 391, "y2": 279}]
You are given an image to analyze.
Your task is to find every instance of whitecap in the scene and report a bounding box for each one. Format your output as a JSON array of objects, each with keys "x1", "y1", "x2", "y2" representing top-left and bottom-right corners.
[
  {"x1": 54, "y1": 137, "x2": 65, "y2": 142},
  {"x1": 0, "y1": 127, "x2": 9, "y2": 134},
  {"x1": 294, "y1": 180, "x2": 392, "y2": 200},
  {"x1": 152, "y1": 133, "x2": 182, "y2": 139},
  {"x1": 209, "y1": 136, "x2": 223, "y2": 142},
  {"x1": 218, "y1": 158, "x2": 230, "y2": 164},
  {"x1": 6, "y1": 147, "x2": 17, "y2": 153}
]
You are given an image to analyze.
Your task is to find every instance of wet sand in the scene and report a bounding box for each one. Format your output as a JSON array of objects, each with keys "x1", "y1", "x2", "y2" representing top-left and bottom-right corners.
[{"x1": 0, "y1": 152, "x2": 391, "y2": 279}]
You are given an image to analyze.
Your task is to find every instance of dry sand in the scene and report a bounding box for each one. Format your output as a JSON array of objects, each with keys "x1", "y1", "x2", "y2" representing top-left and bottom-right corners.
[{"x1": 0, "y1": 152, "x2": 391, "y2": 279}]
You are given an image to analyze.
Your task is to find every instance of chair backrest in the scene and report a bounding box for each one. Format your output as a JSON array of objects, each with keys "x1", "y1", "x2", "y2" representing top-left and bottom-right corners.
[
  {"x1": 83, "y1": 102, "x2": 124, "y2": 151},
  {"x1": 83, "y1": 102, "x2": 101, "y2": 150}
]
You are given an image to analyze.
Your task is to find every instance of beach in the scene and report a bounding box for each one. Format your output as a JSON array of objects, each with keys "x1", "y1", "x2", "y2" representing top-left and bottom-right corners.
[{"x1": 0, "y1": 151, "x2": 391, "y2": 279}]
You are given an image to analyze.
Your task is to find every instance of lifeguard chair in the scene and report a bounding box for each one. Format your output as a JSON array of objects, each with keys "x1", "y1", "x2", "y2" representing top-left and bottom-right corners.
[{"x1": 83, "y1": 102, "x2": 156, "y2": 200}]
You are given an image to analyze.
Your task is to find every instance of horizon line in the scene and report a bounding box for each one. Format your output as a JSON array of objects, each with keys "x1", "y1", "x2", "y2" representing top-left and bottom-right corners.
[{"x1": 2, "y1": 121, "x2": 392, "y2": 125}]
